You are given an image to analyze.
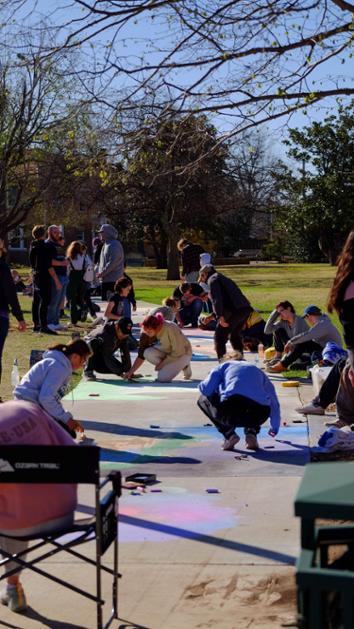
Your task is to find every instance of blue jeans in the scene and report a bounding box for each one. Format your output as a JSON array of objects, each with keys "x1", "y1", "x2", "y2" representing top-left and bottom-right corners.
[
  {"x1": 0, "y1": 316, "x2": 9, "y2": 384},
  {"x1": 179, "y1": 299, "x2": 203, "y2": 327},
  {"x1": 47, "y1": 276, "x2": 69, "y2": 325}
]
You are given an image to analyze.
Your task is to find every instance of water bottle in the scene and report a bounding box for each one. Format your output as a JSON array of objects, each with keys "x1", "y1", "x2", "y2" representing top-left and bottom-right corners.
[
  {"x1": 258, "y1": 343, "x2": 265, "y2": 361},
  {"x1": 11, "y1": 358, "x2": 20, "y2": 388}
]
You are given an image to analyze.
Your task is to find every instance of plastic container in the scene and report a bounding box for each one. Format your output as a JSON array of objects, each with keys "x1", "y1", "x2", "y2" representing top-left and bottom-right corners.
[
  {"x1": 11, "y1": 359, "x2": 20, "y2": 388},
  {"x1": 258, "y1": 343, "x2": 265, "y2": 360},
  {"x1": 265, "y1": 346, "x2": 276, "y2": 362}
]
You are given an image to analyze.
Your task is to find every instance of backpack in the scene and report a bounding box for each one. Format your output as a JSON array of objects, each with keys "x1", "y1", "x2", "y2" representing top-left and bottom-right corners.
[{"x1": 83, "y1": 256, "x2": 95, "y2": 283}]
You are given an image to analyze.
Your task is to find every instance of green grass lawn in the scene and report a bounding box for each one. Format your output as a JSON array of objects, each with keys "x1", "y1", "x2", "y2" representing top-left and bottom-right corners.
[{"x1": 1, "y1": 262, "x2": 338, "y2": 400}]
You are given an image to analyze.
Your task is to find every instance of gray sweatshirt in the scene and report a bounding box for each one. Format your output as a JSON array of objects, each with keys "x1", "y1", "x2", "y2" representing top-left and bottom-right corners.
[
  {"x1": 264, "y1": 310, "x2": 308, "y2": 339},
  {"x1": 291, "y1": 314, "x2": 342, "y2": 349},
  {"x1": 98, "y1": 225, "x2": 124, "y2": 282},
  {"x1": 14, "y1": 350, "x2": 73, "y2": 423}
]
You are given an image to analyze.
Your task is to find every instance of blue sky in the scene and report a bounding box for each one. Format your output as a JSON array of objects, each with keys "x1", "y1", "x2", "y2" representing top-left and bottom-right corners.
[{"x1": 5, "y1": 0, "x2": 354, "y2": 162}]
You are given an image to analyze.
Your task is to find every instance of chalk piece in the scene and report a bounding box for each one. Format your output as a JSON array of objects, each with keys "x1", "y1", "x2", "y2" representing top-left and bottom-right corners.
[
  {"x1": 203, "y1": 423, "x2": 213, "y2": 427},
  {"x1": 206, "y1": 488, "x2": 219, "y2": 494},
  {"x1": 264, "y1": 445, "x2": 275, "y2": 449},
  {"x1": 150, "y1": 489, "x2": 162, "y2": 493},
  {"x1": 122, "y1": 481, "x2": 139, "y2": 489},
  {"x1": 89, "y1": 393, "x2": 100, "y2": 397},
  {"x1": 281, "y1": 380, "x2": 300, "y2": 387},
  {"x1": 150, "y1": 424, "x2": 160, "y2": 428},
  {"x1": 283, "y1": 421, "x2": 288, "y2": 426},
  {"x1": 293, "y1": 419, "x2": 305, "y2": 423},
  {"x1": 130, "y1": 491, "x2": 142, "y2": 496}
]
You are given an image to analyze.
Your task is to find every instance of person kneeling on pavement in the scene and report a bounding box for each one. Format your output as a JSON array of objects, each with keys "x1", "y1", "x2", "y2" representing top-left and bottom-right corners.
[
  {"x1": 267, "y1": 305, "x2": 342, "y2": 373},
  {"x1": 197, "y1": 350, "x2": 280, "y2": 451},
  {"x1": 124, "y1": 313, "x2": 192, "y2": 383},
  {"x1": 84, "y1": 316, "x2": 133, "y2": 381}
]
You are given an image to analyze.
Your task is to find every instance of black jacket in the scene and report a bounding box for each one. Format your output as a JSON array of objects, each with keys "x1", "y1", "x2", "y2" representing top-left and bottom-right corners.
[
  {"x1": 86, "y1": 321, "x2": 131, "y2": 370},
  {"x1": 29, "y1": 239, "x2": 53, "y2": 279},
  {"x1": 0, "y1": 259, "x2": 24, "y2": 321},
  {"x1": 208, "y1": 272, "x2": 250, "y2": 319}
]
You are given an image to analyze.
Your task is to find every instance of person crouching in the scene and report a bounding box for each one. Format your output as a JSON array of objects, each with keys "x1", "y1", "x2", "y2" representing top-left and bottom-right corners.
[
  {"x1": 197, "y1": 350, "x2": 280, "y2": 450},
  {"x1": 84, "y1": 317, "x2": 133, "y2": 381}
]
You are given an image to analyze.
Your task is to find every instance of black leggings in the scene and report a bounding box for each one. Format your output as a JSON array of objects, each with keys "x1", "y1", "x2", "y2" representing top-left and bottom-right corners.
[{"x1": 198, "y1": 393, "x2": 270, "y2": 439}]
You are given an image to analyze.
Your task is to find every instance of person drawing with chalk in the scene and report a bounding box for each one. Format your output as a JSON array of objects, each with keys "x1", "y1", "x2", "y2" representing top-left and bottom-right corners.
[
  {"x1": 13, "y1": 339, "x2": 91, "y2": 437},
  {"x1": 197, "y1": 350, "x2": 280, "y2": 451}
]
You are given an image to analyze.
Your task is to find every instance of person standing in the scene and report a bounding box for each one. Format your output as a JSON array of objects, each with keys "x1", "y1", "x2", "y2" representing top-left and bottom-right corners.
[
  {"x1": 29, "y1": 225, "x2": 60, "y2": 335},
  {"x1": 328, "y1": 230, "x2": 354, "y2": 371},
  {"x1": 66, "y1": 241, "x2": 86, "y2": 325},
  {"x1": 96, "y1": 224, "x2": 124, "y2": 300},
  {"x1": 0, "y1": 239, "x2": 26, "y2": 399},
  {"x1": 198, "y1": 264, "x2": 252, "y2": 360},
  {"x1": 177, "y1": 238, "x2": 205, "y2": 282},
  {"x1": 46, "y1": 226, "x2": 68, "y2": 331}
]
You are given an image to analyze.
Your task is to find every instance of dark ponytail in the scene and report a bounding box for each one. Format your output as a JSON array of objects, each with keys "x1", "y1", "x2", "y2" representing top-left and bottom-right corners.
[{"x1": 49, "y1": 339, "x2": 92, "y2": 358}]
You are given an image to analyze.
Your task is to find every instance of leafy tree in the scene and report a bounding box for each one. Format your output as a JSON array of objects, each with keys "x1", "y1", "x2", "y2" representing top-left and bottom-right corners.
[
  {"x1": 274, "y1": 103, "x2": 354, "y2": 263},
  {"x1": 107, "y1": 114, "x2": 232, "y2": 279},
  {"x1": 0, "y1": 49, "x2": 83, "y2": 239}
]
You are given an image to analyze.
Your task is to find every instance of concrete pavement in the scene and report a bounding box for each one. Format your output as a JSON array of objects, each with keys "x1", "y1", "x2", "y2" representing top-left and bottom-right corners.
[{"x1": 1, "y1": 303, "x2": 316, "y2": 628}]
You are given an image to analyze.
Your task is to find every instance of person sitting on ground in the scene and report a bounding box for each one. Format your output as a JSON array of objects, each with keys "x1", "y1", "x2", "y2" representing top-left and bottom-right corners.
[
  {"x1": 296, "y1": 356, "x2": 354, "y2": 430},
  {"x1": 84, "y1": 316, "x2": 133, "y2": 381},
  {"x1": 264, "y1": 301, "x2": 309, "y2": 364},
  {"x1": 148, "y1": 297, "x2": 180, "y2": 322},
  {"x1": 174, "y1": 282, "x2": 208, "y2": 328},
  {"x1": 104, "y1": 277, "x2": 133, "y2": 322},
  {"x1": 198, "y1": 265, "x2": 252, "y2": 360},
  {"x1": 240, "y1": 309, "x2": 273, "y2": 351},
  {"x1": 267, "y1": 304, "x2": 343, "y2": 373},
  {"x1": 123, "y1": 313, "x2": 192, "y2": 383},
  {"x1": 0, "y1": 400, "x2": 77, "y2": 614},
  {"x1": 197, "y1": 350, "x2": 280, "y2": 451},
  {"x1": 13, "y1": 339, "x2": 90, "y2": 437}
]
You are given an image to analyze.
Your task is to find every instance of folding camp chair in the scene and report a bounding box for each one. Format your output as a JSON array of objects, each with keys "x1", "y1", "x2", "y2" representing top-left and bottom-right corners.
[{"x1": 0, "y1": 445, "x2": 121, "y2": 629}]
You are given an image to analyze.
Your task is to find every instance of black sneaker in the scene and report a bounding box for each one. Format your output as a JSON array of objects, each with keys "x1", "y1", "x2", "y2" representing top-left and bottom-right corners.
[{"x1": 40, "y1": 327, "x2": 58, "y2": 335}]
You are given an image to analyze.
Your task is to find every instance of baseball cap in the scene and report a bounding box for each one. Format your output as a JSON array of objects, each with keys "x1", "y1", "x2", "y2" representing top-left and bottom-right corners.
[
  {"x1": 303, "y1": 304, "x2": 322, "y2": 317},
  {"x1": 97, "y1": 223, "x2": 110, "y2": 233},
  {"x1": 199, "y1": 264, "x2": 215, "y2": 276},
  {"x1": 116, "y1": 317, "x2": 133, "y2": 335}
]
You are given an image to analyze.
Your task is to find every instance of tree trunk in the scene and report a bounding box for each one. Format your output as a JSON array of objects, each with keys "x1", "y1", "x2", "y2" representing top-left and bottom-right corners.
[{"x1": 166, "y1": 229, "x2": 180, "y2": 280}]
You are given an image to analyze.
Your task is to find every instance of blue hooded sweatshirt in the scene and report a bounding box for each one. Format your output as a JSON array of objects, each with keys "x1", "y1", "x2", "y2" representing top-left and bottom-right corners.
[
  {"x1": 199, "y1": 360, "x2": 280, "y2": 434},
  {"x1": 14, "y1": 350, "x2": 73, "y2": 424}
]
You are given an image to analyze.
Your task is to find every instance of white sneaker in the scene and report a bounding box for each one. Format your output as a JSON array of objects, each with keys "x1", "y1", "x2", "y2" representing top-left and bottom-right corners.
[
  {"x1": 183, "y1": 364, "x2": 192, "y2": 380},
  {"x1": 295, "y1": 403, "x2": 324, "y2": 415}
]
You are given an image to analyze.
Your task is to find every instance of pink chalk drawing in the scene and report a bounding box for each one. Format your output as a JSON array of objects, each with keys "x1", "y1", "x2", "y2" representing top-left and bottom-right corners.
[{"x1": 120, "y1": 486, "x2": 237, "y2": 542}]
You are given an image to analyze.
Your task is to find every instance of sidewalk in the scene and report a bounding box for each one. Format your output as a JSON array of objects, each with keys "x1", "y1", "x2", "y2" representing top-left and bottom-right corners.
[{"x1": 1, "y1": 303, "x2": 314, "y2": 628}]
